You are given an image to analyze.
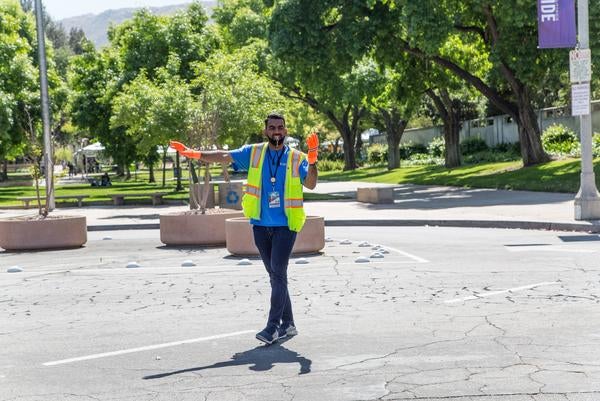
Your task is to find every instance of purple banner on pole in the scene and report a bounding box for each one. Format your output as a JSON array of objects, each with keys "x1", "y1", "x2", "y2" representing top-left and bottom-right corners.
[{"x1": 537, "y1": 0, "x2": 576, "y2": 48}]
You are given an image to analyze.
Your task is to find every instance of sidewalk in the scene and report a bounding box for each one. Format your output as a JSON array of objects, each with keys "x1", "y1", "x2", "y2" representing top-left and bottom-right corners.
[{"x1": 2, "y1": 182, "x2": 600, "y2": 232}]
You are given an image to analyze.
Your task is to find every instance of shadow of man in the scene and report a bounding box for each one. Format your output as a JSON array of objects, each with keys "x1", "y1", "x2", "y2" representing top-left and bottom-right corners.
[{"x1": 143, "y1": 339, "x2": 311, "y2": 379}]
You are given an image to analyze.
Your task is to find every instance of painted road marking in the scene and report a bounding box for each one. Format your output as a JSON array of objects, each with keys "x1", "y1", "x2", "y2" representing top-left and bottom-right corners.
[
  {"x1": 43, "y1": 330, "x2": 254, "y2": 366},
  {"x1": 382, "y1": 246, "x2": 429, "y2": 263},
  {"x1": 444, "y1": 281, "x2": 560, "y2": 304},
  {"x1": 505, "y1": 245, "x2": 596, "y2": 253}
]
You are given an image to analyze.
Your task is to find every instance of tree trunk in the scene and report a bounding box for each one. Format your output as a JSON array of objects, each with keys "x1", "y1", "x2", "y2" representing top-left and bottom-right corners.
[
  {"x1": 340, "y1": 127, "x2": 357, "y2": 171},
  {"x1": 161, "y1": 149, "x2": 167, "y2": 187},
  {"x1": 148, "y1": 164, "x2": 155, "y2": 183},
  {"x1": 440, "y1": 89, "x2": 461, "y2": 168},
  {"x1": 426, "y1": 89, "x2": 461, "y2": 168},
  {"x1": 483, "y1": 5, "x2": 548, "y2": 166},
  {"x1": 443, "y1": 119, "x2": 461, "y2": 168},
  {"x1": 175, "y1": 152, "x2": 182, "y2": 191},
  {"x1": 379, "y1": 108, "x2": 407, "y2": 170},
  {"x1": 514, "y1": 88, "x2": 549, "y2": 166},
  {"x1": 355, "y1": 132, "x2": 363, "y2": 164},
  {"x1": 284, "y1": 89, "x2": 363, "y2": 171},
  {"x1": 125, "y1": 165, "x2": 131, "y2": 180},
  {"x1": 325, "y1": 106, "x2": 359, "y2": 171},
  {"x1": 0, "y1": 159, "x2": 7, "y2": 181}
]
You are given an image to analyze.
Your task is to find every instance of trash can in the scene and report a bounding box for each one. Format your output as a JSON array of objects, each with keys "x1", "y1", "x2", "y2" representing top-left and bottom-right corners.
[{"x1": 218, "y1": 182, "x2": 243, "y2": 210}]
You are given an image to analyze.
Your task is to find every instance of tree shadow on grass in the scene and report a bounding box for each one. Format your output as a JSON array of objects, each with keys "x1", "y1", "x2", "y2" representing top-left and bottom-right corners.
[{"x1": 143, "y1": 339, "x2": 311, "y2": 379}]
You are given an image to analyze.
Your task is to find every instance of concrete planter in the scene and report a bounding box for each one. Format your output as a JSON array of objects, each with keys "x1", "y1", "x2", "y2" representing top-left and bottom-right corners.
[
  {"x1": 356, "y1": 187, "x2": 395, "y2": 204},
  {"x1": 225, "y1": 216, "x2": 325, "y2": 256},
  {"x1": 0, "y1": 215, "x2": 87, "y2": 251},
  {"x1": 160, "y1": 209, "x2": 244, "y2": 246}
]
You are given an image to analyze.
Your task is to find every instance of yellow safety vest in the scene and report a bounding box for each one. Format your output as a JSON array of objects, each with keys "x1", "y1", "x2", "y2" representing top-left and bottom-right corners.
[{"x1": 241, "y1": 143, "x2": 307, "y2": 232}]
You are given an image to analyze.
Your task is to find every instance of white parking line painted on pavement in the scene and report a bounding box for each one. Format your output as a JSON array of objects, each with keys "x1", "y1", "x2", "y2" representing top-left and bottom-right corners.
[
  {"x1": 43, "y1": 330, "x2": 254, "y2": 366},
  {"x1": 382, "y1": 246, "x2": 429, "y2": 263},
  {"x1": 444, "y1": 281, "x2": 560, "y2": 304},
  {"x1": 505, "y1": 246, "x2": 596, "y2": 253}
]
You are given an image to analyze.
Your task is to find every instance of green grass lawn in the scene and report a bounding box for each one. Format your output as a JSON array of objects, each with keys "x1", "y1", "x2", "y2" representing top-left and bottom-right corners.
[
  {"x1": 2, "y1": 158, "x2": 596, "y2": 207},
  {"x1": 0, "y1": 168, "x2": 346, "y2": 207},
  {"x1": 320, "y1": 158, "x2": 600, "y2": 193}
]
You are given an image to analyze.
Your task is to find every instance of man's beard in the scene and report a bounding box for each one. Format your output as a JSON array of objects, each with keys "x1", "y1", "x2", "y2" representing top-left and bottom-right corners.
[{"x1": 268, "y1": 134, "x2": 285, "y2": 147}]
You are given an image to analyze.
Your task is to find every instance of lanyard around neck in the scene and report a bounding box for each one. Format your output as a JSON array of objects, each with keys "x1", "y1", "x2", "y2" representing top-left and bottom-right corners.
[{"x1": 267, "y1": 147, "x2": 285, "y2": 186}]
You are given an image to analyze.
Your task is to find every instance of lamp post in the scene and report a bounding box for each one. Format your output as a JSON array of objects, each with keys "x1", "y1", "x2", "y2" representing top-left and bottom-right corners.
[
  {"x1": 573, "y1": 0, "x2": 600, "y2": 219},
  {"x1": 34, "y1": 0, "x2": 54, "y2": 211}
]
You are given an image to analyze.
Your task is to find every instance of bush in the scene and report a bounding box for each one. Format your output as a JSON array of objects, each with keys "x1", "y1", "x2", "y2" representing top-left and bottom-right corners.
[
  {"x1": 592, "y1": 133, "x2": 600, "y2": 158},
  {"x1": 317, "y1": 159, "x2": 344, "y2": 171},
  {"x1": 367, "y1": 144, "x2": 388, "y2": 165},
  {"x1": 404, "y1": 153, "x2": 444, "y2": 166},
  {"x1": 322, "y1": 152, "x2": 344, "y2": 161},
  {"x1": 460, "y1": 137, "x2": 489, "y2": 155},
  {"x1": 541, "y1": 124, "x2": 580, "y2": 156},
  {"x1": 399, "y1": 142, "x2": 428, "y2": 159},
  {"x1": 427, "y1": 136, "x2": 445, "y2": 158},
  {"x1": 492, "y1": 142, "x2": 520, "y2": 155}
]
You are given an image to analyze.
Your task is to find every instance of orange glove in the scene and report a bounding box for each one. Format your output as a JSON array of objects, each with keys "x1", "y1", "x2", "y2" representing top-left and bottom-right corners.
[
  {"x1": 169, "y1": 140, "x2": 202, "y2": 160},
  {"x1": 169, "y1": 140, "x2": 188, "y2": 152},
  {"x1": 306, "y1": 132, "x2": 319, "y2": 165}
]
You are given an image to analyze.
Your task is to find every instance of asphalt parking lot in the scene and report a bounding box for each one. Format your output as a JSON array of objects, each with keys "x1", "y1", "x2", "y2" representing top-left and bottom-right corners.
[{"x1": 2, "y1": 226, "x2": 600, "y2": 401}]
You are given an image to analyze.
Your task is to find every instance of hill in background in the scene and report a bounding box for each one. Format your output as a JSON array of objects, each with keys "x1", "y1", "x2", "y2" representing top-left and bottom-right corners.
[{"x1": 60, "y1": 2, "x2": 217, "y2": 48}]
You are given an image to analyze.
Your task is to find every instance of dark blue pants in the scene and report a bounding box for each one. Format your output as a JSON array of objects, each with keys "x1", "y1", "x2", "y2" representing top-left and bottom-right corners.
[{"x1": 253, "y1": 225, "x2": 297, "y2": 329}]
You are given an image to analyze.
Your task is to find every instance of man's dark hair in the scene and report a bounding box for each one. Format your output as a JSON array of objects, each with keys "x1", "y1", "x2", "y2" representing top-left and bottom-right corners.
[{"x1": 264, "y1": 113, "x2": 285, "y2": 128}]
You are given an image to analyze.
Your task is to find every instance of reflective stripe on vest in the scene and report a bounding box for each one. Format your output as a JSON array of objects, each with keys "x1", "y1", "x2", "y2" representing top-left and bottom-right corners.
[
  {"x1": 245, "y1": 183, "x2": 260, "y2": 197},
  {"x1": 250, "y1": 143, "x2": 265, "y2": 168},
  {"x1": 285, "y1": 198, "x2": 303, "y2": 208}
]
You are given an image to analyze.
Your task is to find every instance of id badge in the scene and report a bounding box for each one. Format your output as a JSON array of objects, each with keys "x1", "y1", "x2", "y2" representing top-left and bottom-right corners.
[{"x1": 268, "y1": 191, "x2": 281, "y2": 208}]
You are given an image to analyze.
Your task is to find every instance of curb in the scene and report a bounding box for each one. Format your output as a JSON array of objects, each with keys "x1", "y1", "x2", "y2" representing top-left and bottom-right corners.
[{"x1": 86, "y1": 219, "x2": 600, "y2": 233}]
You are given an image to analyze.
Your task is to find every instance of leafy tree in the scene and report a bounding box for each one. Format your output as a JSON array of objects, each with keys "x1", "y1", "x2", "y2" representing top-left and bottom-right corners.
[
  {"x1": 367, "y1": 0, "x2": 559, "y2": 165},
  {"x1": 1, "y1": 0, "x2": 66, "y2": 181},
  {"x1": 268, "y1": 0, "x2": 381, "y2": 170},
  {"x1": 212, "y1": 0, "x2": 269, "y2": 50},
  {"x1": 355, "y1": 57, "x2": 426, "y2": 169},
  {"x1": 68, "y1": 43, "x2": 137, "y2": 177},
  {"x1": 111, "y1": 67, "x2": 194, "y2": 184},
  {"x1": 419, "y1": 36, "x2": 489, "y2": 167},
  {"x1": 0, "y1": 0, "x2": 38, "y2": 179},
  {"x1": 193, "y1": 43, "x2": 291, "y2": 148}
]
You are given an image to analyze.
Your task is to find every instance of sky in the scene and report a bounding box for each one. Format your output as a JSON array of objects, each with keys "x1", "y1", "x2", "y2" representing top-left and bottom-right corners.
[{"x1": 42, "y1": 0, "x2": 190, "y2": 20}]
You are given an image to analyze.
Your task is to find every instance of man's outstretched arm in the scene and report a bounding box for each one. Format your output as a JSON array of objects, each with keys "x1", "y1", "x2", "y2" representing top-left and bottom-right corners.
[{"x1": 170, "y1": 140, "x2": 233, "y2": 164}]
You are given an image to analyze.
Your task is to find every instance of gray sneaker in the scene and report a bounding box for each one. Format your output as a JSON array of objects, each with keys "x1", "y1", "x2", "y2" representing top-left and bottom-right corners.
[
  {"x1": 256, "y1": 326, "x2": 279, "y2": 345},
  {"x1": 278, "y1": 322, "x2": 298, "y2": 339}
]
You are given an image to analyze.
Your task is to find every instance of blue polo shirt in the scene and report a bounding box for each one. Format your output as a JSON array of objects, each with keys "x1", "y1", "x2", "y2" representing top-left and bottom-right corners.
[{"x1": 230, "y1": 144, "x2": 309, "y2": 227}]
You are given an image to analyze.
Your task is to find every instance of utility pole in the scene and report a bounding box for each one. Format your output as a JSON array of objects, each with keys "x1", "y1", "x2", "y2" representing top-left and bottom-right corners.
[
  {"x1": 34, "y1": 0, "x2": 55, "y2": 211},
  {"x1": 573, "y1": 0, "x2": 600, "y2": 219}
]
